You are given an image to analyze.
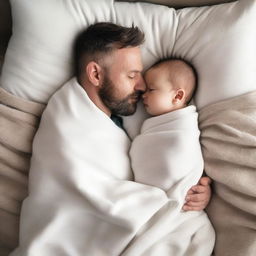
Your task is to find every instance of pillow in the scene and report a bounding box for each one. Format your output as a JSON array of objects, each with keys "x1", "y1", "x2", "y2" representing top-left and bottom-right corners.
[
  {"x1": 2, "y1": 0, "x2": 256, "y2": 110},
  {"x1": 116, "y1": 0, "x2": 256, "y2": 137},
  {"x1": 1, "y1": 0, "x2": 114, "y2": 103},
  {"x1": 2, "y1": 0, "x2": 256, "y2": 139}
]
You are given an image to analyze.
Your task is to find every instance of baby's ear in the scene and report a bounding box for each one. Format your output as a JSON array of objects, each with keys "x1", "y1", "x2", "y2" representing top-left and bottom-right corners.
[{"x1": 174, "y1": 89, "x2": 185, "y2": 101}]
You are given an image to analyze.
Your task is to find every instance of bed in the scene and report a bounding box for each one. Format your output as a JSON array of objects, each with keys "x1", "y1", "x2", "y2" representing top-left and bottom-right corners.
[{"x1": 0, "y1": 0, "x2": 256, "y2": 255}]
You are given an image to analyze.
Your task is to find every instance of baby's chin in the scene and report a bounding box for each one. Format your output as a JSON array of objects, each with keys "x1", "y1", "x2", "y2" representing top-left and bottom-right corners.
[
  {"x1": 143, "y1": 103, "x2": 151, "y2": 114},
  {"x1": 144, "y1": 107, "x2": 157, "y2": 117}
]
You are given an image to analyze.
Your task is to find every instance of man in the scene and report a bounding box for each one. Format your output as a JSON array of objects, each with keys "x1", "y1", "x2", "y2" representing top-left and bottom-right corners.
[{"x1": 74, "y1": 22, "x2": 211, "y2": 210}]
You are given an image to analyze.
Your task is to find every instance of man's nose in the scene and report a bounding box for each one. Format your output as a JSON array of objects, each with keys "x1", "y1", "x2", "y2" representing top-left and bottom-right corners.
[{"x1": 135, "y1": 76, "x2": 146, "y2": 92}]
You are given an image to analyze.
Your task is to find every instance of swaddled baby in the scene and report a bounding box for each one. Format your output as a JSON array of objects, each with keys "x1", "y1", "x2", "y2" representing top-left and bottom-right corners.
[
  {"x1": 131, "y1": 58, "x2": 201, "y2": 191},
  {"x1": 128, "y1": 59, "x2": 215, "y2": 256}
]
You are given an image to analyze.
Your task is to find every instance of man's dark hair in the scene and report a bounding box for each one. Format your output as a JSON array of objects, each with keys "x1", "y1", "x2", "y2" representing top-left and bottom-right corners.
[{"x1": 74, "y1": 22, "x2": 145, "y2": 79}]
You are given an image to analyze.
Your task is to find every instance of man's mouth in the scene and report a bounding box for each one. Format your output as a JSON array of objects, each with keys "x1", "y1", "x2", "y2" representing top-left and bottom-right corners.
[
  {"x1": 130, "y1": 93, "x2": 141, "y2": 102},
  {"x1": 130, "y1": 96, "x2": 138, "y2": 102}
]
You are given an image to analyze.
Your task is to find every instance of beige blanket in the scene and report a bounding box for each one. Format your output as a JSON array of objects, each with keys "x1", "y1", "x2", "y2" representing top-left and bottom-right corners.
[
  {"x1": 0, "y1": 87, "x2": 45, "y2": 256},
  {"x1": 199, "y1": 91, "x2": 256, "y2": 256}
]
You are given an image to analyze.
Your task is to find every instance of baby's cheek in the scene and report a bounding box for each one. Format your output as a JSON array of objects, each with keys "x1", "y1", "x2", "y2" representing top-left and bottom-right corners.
[
  {"x1": 149, "y1": 100, "x2": 164, "y2": 115},
  {"x1": 156, "y1": 97, "x2": 167, "y2": 108}
]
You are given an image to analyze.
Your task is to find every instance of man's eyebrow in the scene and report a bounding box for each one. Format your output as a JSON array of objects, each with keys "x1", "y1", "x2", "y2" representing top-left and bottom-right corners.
[{"x1": 129, "y1": 70, "x2": 142, "y2": 73}]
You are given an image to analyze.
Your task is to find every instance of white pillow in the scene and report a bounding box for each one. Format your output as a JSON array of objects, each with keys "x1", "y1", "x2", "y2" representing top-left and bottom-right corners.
[
  {"x1": 116, "y1": 0, "x2": 256, "y2": 137},
  {"x1": 1, "y1": 0, "x2": 256, "y2": 136},
  {"x1": 1, "y1": 0, "x2": 115, "y2": 103}
]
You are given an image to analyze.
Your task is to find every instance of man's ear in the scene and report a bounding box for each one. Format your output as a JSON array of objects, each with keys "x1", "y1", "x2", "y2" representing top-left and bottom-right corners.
[
  {"x1": 86, "y1": 61, "x2": 103, "y2": 87},
  {"x1": 174, "y1": 89, "x2": 185, "y2": 102}
]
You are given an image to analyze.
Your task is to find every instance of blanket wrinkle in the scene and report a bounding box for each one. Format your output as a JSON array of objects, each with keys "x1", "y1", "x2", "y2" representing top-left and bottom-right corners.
[
  {"x1": 215, "y1": 183, "x2": 256, "y2": 215},
  {"x1": 11, "y1": 78, "x2": 171, "y2": 256},
  {"x1": 199, "y1": 90, "x2": 256, "y2": 256},
  {"x1": 0, "y1": 86, "x2": 45, "y2": 255},
  {"x1": 0, "y1": 86, "x2": 45, "y2": 117},
  {"x1": 0, "y1": 142, "x2": 30, "y2": 171},
  {"x1": 127, "y1": 105, "x2": 215, "y2": 256}
]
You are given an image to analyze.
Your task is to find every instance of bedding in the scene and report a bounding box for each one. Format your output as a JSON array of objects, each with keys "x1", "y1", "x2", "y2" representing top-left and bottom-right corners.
[
  {"x1": 128, "y1": 105, "x2": 215, "y2": 255},
  {"x1": 10, "y1": 78, "x2": 170, "y2": 256},
  {"x1": 0, "y1": 87, "x2": 45, "y2": 255},
  {"x1": 131, "y1": 105, "x2": 203, "y2": 191},
  {"x1": 1, "y1": 0, "x2": 256, "y2": 255},
  {"x1": 2, "y1": 0, "x2": 256, "y2": 108},
  {"x1": 199, "y1": 91, "x2": 256, "y2": 256}
]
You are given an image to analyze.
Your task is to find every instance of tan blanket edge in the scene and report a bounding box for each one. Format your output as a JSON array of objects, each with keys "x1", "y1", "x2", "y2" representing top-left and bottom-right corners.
[
  {"x1": 0, "y1": 87, "x2": 45, "y2": 255},
  {"x1": 199, "y1": 90, "x2": 256, "y2": 256}
]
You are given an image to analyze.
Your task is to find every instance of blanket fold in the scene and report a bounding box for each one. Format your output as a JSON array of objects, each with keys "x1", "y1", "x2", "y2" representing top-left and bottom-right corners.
[
  {"x1": 0, "y1": 87, "x2": 45, "y2": 255},
  {"x1": 125, "y1": 106, "x2": 215, "y2": 256},
  {"x1": 11, "y1": 78, "x2": 171, "y2": 256},
  {"x1": 199, "y1": 90, "x2": 256, "y2": 256}
]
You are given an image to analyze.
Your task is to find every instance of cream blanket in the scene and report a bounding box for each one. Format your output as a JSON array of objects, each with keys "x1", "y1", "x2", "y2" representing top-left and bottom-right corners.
[
  {"x1": 126, "y1": 106, "x2": 215, "y2": 256},
  {"x1": 11, "y1": 78, "x2": 175, "y2": 256},
  {"x1": 0, "y1": 87, "x2": 45, "y2": 256},
  {"x1": 199, "y1": 91, "x2": 256, "y2": 256}
]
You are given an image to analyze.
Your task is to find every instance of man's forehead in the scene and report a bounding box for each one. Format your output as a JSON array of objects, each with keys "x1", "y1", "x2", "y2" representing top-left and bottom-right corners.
[
  {"x1": 115, "y1": 47, "x2": 141, "y2": 59},
  {"x1": 109, "y1": 47, "x2": 143, "y2": 71}
]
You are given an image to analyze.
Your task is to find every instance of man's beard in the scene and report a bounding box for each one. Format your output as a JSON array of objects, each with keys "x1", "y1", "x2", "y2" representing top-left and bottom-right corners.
[{"x1": 99, "y1": 74, "x2": 141, "y2": 116}]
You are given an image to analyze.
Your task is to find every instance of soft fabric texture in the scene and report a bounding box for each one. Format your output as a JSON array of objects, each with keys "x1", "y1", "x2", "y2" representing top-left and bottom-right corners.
[
  {"x1": 131, "y1": 106, "x2": 203, "y2": 191},
  {"x1": 199, "y1": 91, "x2": 256, "y2": 256},
  {"x1": 10, "y1": 78, "x2": 175, "y2": 256},
  {"x1": 0, "y1": 87, "x2": 45, "y2": 255},
  {"x1": 2, "y1": 0, "x2": 256, "y2": 112},
  {"x1": 121, "y1": 0, "x2": 256, "y2": 136},
  {"x1": 1, "y1": 0, "x2": 256, "y2": 255},
  {"x1": 127, "y1": 105, "x2": 215, "y2": 255}
]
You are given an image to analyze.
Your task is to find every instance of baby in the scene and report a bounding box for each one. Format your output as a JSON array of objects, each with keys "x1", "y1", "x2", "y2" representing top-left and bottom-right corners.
[
  {"x1": 128, "y1": 59, "x2": 215, "y2": 255},
  {"x1": 131, "y1": 58, "x2": 201, "y2": 191}
]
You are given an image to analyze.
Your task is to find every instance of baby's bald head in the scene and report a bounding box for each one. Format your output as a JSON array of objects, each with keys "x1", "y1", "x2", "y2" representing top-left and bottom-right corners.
[{"x1": 149, "y1": 58, "x2": 197, "y2": 105}]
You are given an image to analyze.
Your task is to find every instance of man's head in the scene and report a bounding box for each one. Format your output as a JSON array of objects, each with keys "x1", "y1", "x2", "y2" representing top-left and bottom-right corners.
[
  {"x1": 143, "y1": 58, "x2": 197, "y2": 116},
  {"x1": 74, "y1": 22, "x2": 146, "y2": 116}
]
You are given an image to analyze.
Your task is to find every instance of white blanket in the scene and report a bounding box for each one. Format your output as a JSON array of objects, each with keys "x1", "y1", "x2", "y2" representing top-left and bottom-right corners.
[
  {"x1": 11, "y1": 80, "x2": 214, "y2": 256},
  {"x1": 124, "y1": 106, "x2": 215, "y2": 256},
  {"x1": 11, "y1": 78, "x2": 169, "y2": 256},
  {"x1": 131, "y1": 106, "x2": 203, "y2": 192}
]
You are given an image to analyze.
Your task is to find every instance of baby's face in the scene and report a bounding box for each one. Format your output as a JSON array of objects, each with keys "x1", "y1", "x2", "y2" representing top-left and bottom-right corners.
[{"x1": 142, "y1": 67, "x2": 177, "y2": 116}]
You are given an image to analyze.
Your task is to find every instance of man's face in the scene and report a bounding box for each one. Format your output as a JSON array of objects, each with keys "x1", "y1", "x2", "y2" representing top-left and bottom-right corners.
[{"x1": 99, "y1": 47, "x2": 145, "y2": 116}]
